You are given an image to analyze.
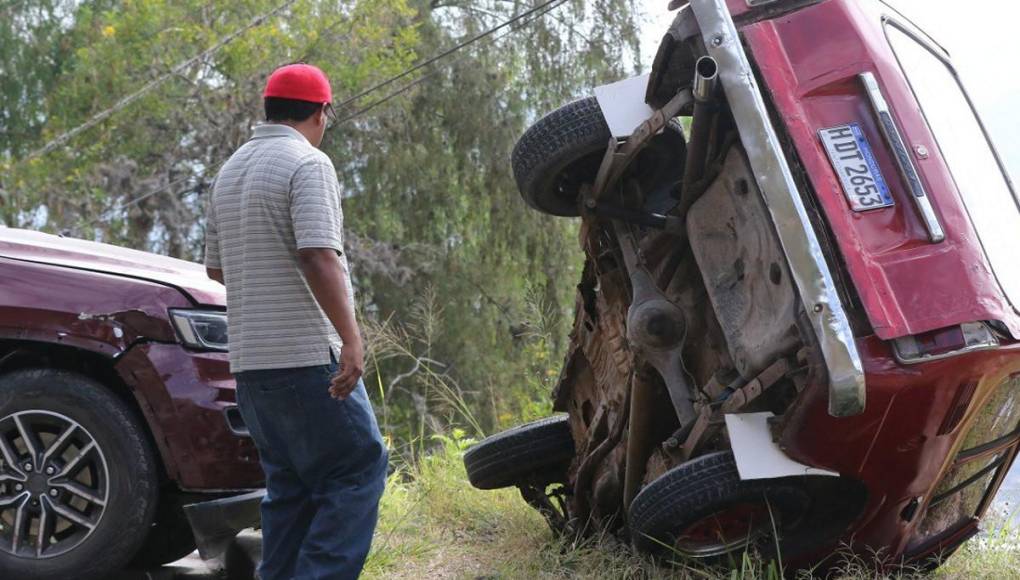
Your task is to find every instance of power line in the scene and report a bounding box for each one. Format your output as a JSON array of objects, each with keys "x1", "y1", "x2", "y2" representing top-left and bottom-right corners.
[
  {"x1": 24, "y1": 0, "x2": 298, "y2": 162},
  {"x1": 92, "y1": 0, "x2": 569, "y2": 224},
  {"x1": 334, "y1": 0, "x2": 563, "y2": 111},
  {"x1": 336, "y1": 0, "x2": 569, "y2": 125}
]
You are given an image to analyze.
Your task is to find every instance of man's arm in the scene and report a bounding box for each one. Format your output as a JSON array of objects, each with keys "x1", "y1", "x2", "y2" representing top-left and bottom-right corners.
[
  {"x1": 204, "y1": 195, "x2": 223, "y2": 282},
  {"x1": 206, "y1": 267, "x2": 224, "y2": 284},
  {"x1": 298, "y1": 247, "x2": 363, "y2": 398}
]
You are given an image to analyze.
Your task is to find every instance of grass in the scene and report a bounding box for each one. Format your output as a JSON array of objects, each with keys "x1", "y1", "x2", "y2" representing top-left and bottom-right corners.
[
  {"x1": 938, "y1": 507, "x2": 1020, "y2": 579},
  {"x1": 362, "y1": 432, "x2": 698, "y2": 580},
  {"x1": 360, "y1": 433, "x2": 1020, "y2": 580}
]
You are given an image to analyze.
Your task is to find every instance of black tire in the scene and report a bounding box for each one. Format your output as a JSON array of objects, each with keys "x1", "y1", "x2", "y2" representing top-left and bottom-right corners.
[
  {"x1": 0, "y1": 369, "x2": 159, "y2": 580},
  {"x1": 129, "y1": 493, "x2": 197, "y2": 568},
  {"x1": 464, "y1": 415, "x2": 574, "y2": 490},
  {"x1": 511, "y1": 96, "x2": 686, "y2": 217},
  {"x1": 628, "y1": 452, "x2": 810, "y2": 562}
]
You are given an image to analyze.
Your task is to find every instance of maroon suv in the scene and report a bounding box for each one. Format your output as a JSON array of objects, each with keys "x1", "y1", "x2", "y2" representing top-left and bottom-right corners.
[{"x1": 0, "y1": 227, "x2": 264, "y2": 580}]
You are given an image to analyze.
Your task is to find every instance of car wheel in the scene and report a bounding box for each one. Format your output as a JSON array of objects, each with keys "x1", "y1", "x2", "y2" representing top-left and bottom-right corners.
[
  {"x1": 129, "y1": 494, "x2": 197, "y2": 568},
  {"x1": 0, "y1": 369, "x2": 159, "y2": 580},
  {"x1": 511, "y1": 96, "x2": 686, "y2": 217},
  {"x1": 464, "y1": 415, "x2": 574, "y2": 490},
  {"x1": 628, "y1": 451, "x2": 811, "y2": 562}
]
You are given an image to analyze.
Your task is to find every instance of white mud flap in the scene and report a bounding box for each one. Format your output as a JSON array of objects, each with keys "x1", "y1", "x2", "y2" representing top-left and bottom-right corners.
[
  {"x1": 725, "y1": 412, "x2": 839, "y2": 480},
  {"x1": 593, "y1": 74, "x2": 655, "y2": 137}
]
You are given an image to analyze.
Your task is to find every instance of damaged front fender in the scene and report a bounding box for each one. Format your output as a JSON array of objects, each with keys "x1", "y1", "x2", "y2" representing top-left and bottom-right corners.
[{"x1": 0, "y1": 257, "x2": 186, "y2": 356}]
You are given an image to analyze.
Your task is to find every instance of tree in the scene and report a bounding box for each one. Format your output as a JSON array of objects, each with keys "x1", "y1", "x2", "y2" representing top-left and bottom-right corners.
[{"x1": 334, "y1": 0, "x2": 643, "y2": 440}]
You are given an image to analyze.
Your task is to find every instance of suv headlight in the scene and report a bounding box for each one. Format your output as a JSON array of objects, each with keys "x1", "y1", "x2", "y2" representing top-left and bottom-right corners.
[{"x1": 169, "y1": 309, "x2": 228, "y2": 351}]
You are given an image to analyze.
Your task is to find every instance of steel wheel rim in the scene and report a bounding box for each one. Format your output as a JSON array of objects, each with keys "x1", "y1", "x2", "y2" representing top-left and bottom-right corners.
[
  {"x1": 673, "y1": 502, "x2": 772, "y2": 558},
  {"x1": 0, "y1": 410, "x2": 110, "y2": 559}
]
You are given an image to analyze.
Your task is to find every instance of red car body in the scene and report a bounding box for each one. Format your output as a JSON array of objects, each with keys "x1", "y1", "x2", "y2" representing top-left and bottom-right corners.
[
  {"x1": 480, "y1": 0, "x2": 1020, "y2": 571},
  {"x1": 722, "y1": 0, "x2": 1020, "y2": 566}
]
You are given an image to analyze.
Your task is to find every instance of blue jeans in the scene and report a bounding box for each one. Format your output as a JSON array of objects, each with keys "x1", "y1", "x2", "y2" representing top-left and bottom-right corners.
[{"x1": 235, "y1": 362, "x2": 388, "y2": 580}]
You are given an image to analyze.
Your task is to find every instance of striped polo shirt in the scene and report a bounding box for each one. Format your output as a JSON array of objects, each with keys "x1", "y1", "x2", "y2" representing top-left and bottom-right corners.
[{"x1": 204, "y1": 123, "x2": 354, "y2": 372}]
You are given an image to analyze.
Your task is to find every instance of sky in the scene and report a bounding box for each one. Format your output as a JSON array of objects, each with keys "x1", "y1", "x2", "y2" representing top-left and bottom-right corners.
[{"x1": 637, "y1": 0, "x2": 1020, "y2": 181}]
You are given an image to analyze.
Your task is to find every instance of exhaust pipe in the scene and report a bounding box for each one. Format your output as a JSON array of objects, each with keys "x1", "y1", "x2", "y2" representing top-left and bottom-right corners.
[
  {"x1": 677, "y1": 56, "x2": 720, "y2": 207},
  {"x1": 692, "y1": 56, "x2": 719, "y2": 103}
]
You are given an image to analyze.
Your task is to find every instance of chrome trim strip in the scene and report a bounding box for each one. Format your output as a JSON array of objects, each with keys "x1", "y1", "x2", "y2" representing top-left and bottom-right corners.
[
  {"x1": 859, "y1": 72, "x2": 945, "y2": 242},
  {"x1": 689, "y1": 0, "x2": 867, "y2": 416}
]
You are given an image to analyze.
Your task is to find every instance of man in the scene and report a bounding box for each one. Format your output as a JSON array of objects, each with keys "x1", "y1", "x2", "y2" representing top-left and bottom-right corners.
[{"x1": 204, "y1": 63, "x2": 387, "y2": 580}]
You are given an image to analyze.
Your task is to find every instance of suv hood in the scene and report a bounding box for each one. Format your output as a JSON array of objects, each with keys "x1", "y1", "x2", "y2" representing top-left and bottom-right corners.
[{"x1": 0, "y1": 228, "x2": 224, "y2": 306}]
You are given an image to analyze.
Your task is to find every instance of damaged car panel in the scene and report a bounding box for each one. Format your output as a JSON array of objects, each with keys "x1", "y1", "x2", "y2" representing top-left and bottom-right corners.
[
  {"x1": 0, "y1": 257, "x2": 185, "y2": 355},
  {"x1": 114, "y1": 343, "x2": 262, "y2": 490},
  {"x1": 465, "y1": 0, "x2": 1020, "y2": 573}
]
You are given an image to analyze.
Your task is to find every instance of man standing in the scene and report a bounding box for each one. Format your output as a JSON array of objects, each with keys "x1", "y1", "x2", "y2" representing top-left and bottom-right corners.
[{"x1": 204, "y1": 63, "x2": 387, "y2": 580}]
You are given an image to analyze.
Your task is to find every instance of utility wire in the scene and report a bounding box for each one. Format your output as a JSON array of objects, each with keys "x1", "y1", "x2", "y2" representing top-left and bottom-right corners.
[
  {"x1": 91, "y1": 0, "x2": 569, "y2": 225},
  {"x1": 334, "y1": 0, "x2": 563, "y2": 111},
  {"x1": 336, "y1": 0, "x2": 569, "y2": 125},
  {"x1": 24, "y1": 0, "x2": 298, "y2": 162}
]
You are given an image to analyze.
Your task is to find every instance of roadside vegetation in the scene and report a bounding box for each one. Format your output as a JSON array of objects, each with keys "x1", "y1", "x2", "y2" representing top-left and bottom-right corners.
[{"x1": 362, "y1": 432, "x2": 1020, "y2": 580}]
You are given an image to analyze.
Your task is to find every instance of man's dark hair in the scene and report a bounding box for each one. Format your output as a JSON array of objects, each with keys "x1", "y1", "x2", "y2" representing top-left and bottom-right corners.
[{"x1": 264, "y1": 97, "x2": 324, "y2": 122}]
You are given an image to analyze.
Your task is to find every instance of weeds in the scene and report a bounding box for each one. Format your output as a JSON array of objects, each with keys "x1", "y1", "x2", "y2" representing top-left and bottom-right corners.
[{"x1": 362, "y1": 430, "x2": 1020, "y2": 579}]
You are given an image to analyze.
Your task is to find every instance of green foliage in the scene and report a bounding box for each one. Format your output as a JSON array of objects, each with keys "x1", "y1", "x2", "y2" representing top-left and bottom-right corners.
[
  {"x1": 340, "y1": 0, "x2": 643, "y2": 445},
  {"x1": 3, "y1": 0, "x2": 420, "y2": 253},
  {"x1": 1, "y1": 0, "x2": 643, "y2": 451}
]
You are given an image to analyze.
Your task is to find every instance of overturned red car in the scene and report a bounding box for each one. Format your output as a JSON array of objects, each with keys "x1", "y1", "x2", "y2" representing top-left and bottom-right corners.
[{"x1": 465, "y1": 0, "x2": 1020, "y2": 572}]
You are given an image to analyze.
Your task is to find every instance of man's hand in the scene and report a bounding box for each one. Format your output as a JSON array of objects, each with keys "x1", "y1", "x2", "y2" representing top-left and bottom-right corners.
[{"x1": 329, "y1": 338, "x2": 364, "y2": 400}]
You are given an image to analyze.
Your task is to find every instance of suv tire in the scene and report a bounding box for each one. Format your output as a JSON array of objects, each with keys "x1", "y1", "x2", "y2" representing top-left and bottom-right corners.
[
  {"x1": 464, "y1": 415, "x2": 574, "y2": 490},
  {"x1": 0, "y1": 369, "x2": 159, "y2": 580},
  {"x1": 511, "y1": 96, "x2": 686, "y2": 217}
]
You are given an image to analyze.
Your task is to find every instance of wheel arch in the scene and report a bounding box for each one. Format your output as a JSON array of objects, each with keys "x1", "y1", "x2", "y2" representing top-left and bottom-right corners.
[{"x1": 0, "y1": 340, "x2": 177, "y2": 486}]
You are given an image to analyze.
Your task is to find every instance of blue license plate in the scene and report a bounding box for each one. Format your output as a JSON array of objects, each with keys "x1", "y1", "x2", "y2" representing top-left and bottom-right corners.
[{"x1": 819, "y1": 123, "x2": 894, "y2": 212}]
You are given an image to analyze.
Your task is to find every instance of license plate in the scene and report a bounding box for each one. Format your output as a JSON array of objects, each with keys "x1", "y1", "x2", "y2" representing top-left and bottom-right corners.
[{"x1": 819, "y1": 123, "x2": 894, "y2": 212}]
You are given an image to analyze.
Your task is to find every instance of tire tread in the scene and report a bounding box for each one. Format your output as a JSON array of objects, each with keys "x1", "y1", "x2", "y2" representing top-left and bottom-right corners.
[{"x1": 464, "y1": 416, "x2": 574, "y2": 490}]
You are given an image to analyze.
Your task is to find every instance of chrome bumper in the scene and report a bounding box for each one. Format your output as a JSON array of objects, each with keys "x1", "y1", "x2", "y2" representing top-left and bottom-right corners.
[{"x1": 690, "y1": 0, "x2": 867, "y2": 416}]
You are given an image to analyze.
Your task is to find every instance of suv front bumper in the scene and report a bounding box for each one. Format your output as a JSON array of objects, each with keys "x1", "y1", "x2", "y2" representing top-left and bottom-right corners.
[{"x1": 184, "y1": 489, "x2": 265, "y2": 560}]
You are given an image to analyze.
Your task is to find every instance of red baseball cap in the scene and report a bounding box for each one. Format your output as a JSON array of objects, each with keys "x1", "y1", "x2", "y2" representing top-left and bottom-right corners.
[{"x1": 263, "y1": 64, "x2": 332, "y2": 104}]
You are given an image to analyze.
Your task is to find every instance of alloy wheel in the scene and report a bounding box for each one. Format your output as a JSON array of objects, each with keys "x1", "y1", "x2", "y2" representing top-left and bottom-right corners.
[{"x1": 0, "y1": 410, "x2": 110, "y2": 559}]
